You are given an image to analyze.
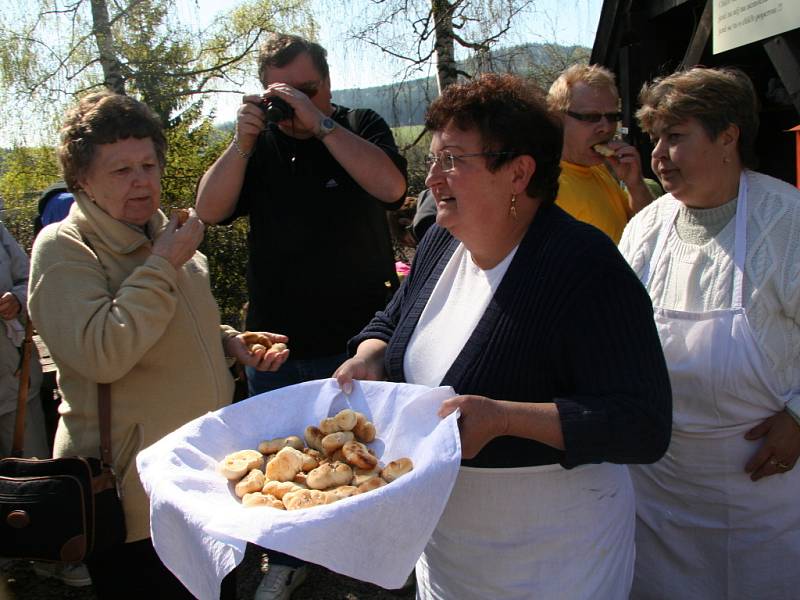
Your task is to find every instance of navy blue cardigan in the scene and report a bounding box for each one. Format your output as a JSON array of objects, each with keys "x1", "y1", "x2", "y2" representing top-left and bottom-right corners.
[{"x1": 349, "y1": 203, "x2": 672, "y2": 469}]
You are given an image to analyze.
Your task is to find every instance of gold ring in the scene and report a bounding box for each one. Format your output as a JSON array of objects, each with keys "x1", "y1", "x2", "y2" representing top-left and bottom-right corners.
[{"x1": 776, "y1": 460, "x2": 791, "y2": 470}]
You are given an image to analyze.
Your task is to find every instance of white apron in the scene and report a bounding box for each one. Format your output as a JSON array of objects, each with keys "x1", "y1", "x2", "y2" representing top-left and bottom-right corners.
[
  {"x1": 416, "y1": 462, "x2": 635, "y2": 600},
  {"x1": 631, "y1": 173, "x2": 800, "y2": 599}
]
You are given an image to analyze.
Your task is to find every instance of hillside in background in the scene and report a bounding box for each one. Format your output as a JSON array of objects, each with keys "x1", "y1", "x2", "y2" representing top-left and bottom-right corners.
[{"x1": 332, "y1": 42, "x2": 590, "y2": 127}]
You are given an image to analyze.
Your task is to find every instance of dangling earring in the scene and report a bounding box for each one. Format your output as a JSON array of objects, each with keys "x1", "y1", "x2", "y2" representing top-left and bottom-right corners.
[{"x1": 509, "y1": 194, "x2": 517, "y2": 220}]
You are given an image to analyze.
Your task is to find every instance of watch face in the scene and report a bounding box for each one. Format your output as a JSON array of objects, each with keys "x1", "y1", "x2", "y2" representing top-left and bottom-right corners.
[{"x1": 321, "y1": 117, "x2": 335, "y2": 131}]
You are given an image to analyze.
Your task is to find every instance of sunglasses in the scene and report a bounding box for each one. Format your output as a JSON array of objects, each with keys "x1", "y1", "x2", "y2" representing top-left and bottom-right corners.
[{"x1": 565, "y1": 110, "x2": 623, "y2": 123}]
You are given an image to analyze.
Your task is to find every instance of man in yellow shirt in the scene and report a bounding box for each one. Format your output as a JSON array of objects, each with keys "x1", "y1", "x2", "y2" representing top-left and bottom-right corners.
[{"x1": 548, "y1": 64, "x2": 654, "y2": 243}]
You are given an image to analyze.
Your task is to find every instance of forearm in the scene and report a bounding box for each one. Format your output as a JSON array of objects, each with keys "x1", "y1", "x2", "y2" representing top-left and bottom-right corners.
[
  {"x1": 353, "y1": 338, "x2": 388, "y2": 364},
  {"x1": 501, "y1": 401, "x2": 565, "y2": 450},
  {"x1": 195, "y1": 143, "x2": 249, "y2": 224},
  {"x1": 626, "y1": 178, "x2": 655, "y2": 215},
  {"x1": 30, "y1": 256, "x2": 179, "y2": 382},
  {"x1": 322, "y1": 128, "x2": 406, "y2": 203}
]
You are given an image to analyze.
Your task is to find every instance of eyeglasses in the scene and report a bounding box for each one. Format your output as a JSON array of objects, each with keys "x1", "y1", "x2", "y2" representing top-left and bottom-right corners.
[
  {"x1": 424, "y1": 150, "x2": 514, "y2": 172},
  {"x1": 565, "y1": 110, "x2": 623, "y2": 123}
]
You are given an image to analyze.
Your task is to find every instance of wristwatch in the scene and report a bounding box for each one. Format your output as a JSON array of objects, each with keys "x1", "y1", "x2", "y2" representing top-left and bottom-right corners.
[{"x1": 316, "y1": 116, "x2": 337, "y2": 140}]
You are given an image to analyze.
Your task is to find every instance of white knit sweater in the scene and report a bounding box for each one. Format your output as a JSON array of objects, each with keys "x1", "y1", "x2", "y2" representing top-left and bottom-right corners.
[{"x1": 619, "y1": 170, "x2": 800, "y2": 413}]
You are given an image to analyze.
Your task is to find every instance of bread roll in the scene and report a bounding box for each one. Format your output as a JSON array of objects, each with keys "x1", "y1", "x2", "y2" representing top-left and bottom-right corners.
[
  {"x1": 242, "y1": 492, "x2": 285, "y2": 509},
  {"x1": 321, "y1": 431, "x2": 354, "y2": 455},
  {"x1": 356, "y1": 476, "x2": 387, "y2": 494},
  {"x1": 258, "y1": 435, "x2": 304, "y2": 455},
  {"x1": 265, "y1": 446, "x2": 305, "y2": 482},
  {"x1": 352, "y1": 465, "x2": 382, "y2": 486},
  {"x1": 299, "y1": 448, "x2": 321, "y2": 471},
  {"x1": 381, "y1": 458, "x2": 413, "y2": 483},
  {"x1": 592, "y1": 143, "x2": 616, "y2": 157},
  {"x1": 283, "y1": 489, "x2": 328, "y2": 510},
  {"x1": 262, "y1": 480, "x2": 304, "y2": 499},
  {"x1": 304, "y1": 426, "x2": 325, "y2": 452},
  {"x1": 235, "y1": 468, "x2": 266, "y2": 497},
  {"x1": 219, "y1": 449, "x2": 264, "y2": 481},
  {"x1": 306, "y1": 462, "x2": 353, "y2": 490},
  {"x1": 170, "y1": 208, "x2": 190, "y2": 226},
  {"x1": 353, "y1": 413, "x2": 376, "y2": 443},
  {"x1": 342, "y1": 440, "x2": 378, "y2": 470},
  {"x1": 324, "y1": 485, "x2": 358, "y2": 504}
]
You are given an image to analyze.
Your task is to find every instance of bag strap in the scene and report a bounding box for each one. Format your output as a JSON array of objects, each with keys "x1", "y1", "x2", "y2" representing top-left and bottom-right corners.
[
  {"x1": 11, "y1": 314, "x2": 113, "y2": 464},
  {"x1": 11, "y1": 317, "x2": 33, "y2": 458},
  {"x1": 98, "y1": 382, "x2": 112, "y2": 465}
]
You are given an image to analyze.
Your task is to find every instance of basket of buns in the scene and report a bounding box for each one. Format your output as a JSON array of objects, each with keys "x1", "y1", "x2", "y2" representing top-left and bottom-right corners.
[{"x1": 137, "y1": 378, "x2": 461, "y2": 600}]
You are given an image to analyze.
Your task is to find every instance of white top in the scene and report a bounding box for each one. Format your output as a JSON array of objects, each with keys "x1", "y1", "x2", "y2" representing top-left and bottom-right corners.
[
  {"x1": 619, "y1": 170, "x2": 800, "y2": 413},
  {"x1": 404, "y1": 242, "x2": 518, "y2": 387}
]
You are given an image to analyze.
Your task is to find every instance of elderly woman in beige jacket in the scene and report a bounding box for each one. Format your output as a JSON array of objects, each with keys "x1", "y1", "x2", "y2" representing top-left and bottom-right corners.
[{"x1": 28, "y1": 91, "x2": 288, "y2": 600}]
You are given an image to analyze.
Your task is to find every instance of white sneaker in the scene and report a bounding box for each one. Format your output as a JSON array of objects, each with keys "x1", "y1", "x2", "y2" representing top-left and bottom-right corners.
[
  {"x1": 31, "y1": 561, "x2": 93, "y2": 587},
  {"x1": 254, "y1": 563, "x2": 308, "y2": 600}
]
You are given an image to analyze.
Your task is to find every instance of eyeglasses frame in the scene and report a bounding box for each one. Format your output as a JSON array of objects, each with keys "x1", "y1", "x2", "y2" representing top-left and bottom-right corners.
[{"x1": 424, "y1": 150, "x2": 516, "y2": 172}]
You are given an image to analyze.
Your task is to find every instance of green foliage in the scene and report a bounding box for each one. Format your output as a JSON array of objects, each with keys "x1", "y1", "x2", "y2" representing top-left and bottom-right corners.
[
  {"x1": 393, "y1": 126, "x2": 431, "y2": 198},
  {"x1": 0, "y1": 146, "x2": 60, "y2": 252},
  {"x1": 160, "y1": 114, "x2": 249, "y2": 327}
]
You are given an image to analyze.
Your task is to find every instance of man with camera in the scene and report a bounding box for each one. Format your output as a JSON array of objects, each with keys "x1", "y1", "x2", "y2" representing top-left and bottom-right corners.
[
  {"x1": 547, "y1": 64, "x2": 655, "y2": 243},
  {"x1": 196, "y1": 33, "x2": 407, "y2": 599}
]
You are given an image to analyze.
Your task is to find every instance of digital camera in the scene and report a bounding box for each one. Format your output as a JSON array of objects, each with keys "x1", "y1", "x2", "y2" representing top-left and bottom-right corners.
[{"x1": 261, "y1": 96, "x2": 293, "y2": 123}]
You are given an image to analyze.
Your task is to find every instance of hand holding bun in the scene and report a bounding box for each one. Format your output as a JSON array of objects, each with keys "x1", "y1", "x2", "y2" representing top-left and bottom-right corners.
[
  {"x1": 592, "y1": 143, "x2": 616, "y2": 158},
  {"x1": 170, "y1": 207, "x2": 191, "y2": 226}
]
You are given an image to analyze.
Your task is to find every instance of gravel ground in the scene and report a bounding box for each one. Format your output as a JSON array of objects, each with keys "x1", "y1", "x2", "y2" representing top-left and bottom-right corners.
[{"x1": 0, "y1": 544, "x2": 415, "y2": 600}]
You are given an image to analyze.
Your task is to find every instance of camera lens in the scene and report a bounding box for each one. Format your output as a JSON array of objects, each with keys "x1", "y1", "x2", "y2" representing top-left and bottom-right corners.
[{"x1": 261, "y1": 97, "x2": 293, "y2": 123}]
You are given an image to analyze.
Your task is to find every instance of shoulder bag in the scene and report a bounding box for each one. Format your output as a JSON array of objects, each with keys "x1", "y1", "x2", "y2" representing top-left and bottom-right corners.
[{"x1": 0, "y1": 317, "x2": 127, "y2": 563}]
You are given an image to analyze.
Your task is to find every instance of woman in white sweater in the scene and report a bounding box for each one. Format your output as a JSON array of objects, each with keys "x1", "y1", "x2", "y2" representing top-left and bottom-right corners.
[{"x1": 620, "y1": 67, "x2": 800, "y2": 599}]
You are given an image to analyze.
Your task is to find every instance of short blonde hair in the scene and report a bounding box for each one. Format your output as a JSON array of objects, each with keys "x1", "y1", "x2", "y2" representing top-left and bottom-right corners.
[
  {"x1": 636, "y1": 67, "x2": 759, "y2": 168},
  {"x1": 547, "y1": 64, "x2": 619, "y2": 113}
]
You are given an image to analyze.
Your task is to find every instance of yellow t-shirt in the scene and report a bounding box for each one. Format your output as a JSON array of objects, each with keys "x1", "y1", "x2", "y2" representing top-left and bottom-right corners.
[{"x1": 555, "y1": 161, "x2": 631, "y2": 244}]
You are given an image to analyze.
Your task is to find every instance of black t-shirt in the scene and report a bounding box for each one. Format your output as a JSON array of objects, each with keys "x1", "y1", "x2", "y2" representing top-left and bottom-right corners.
[{"x1": 230, "y1": 105, "x2": 407, "y2": 359}]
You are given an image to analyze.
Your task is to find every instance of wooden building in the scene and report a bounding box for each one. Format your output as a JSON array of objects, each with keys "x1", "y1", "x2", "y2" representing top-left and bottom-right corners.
[{"x1": 592, "y1": 0, "x2": 800, "y2": 184}]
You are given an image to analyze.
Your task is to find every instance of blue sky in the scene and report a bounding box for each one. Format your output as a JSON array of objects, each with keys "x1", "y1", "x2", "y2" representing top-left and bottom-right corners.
[{"x1": 188, "y1": 0, "x2": 602, "y2": 91}]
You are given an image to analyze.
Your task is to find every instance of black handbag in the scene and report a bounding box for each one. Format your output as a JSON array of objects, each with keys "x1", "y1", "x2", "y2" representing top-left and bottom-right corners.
[{"x1": 0, "y1": 318, "x2": 126, "y2": 563}]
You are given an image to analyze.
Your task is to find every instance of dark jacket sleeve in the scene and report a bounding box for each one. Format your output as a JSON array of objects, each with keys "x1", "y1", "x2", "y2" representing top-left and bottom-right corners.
[{"x1": 554, "y1": 252, "x2": 672, "y2": 466}]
